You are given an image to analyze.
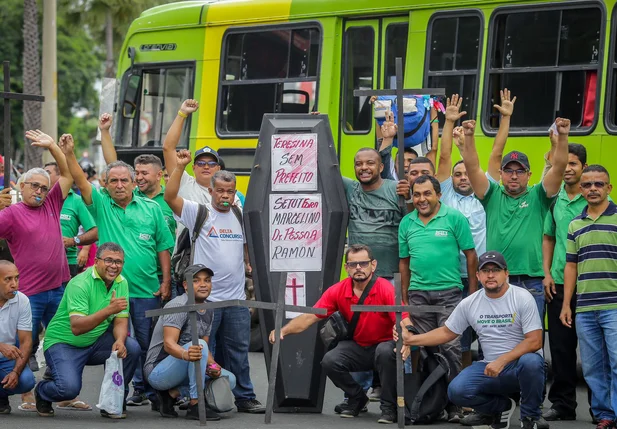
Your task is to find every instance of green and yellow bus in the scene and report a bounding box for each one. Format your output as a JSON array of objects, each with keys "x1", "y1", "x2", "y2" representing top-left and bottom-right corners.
[{"x1": 112, "y1": 0, "x2": 617, "y2": 194}]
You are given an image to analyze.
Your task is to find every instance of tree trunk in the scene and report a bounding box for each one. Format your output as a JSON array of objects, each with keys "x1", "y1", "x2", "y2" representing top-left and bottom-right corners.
[
  {"x1": 22, "y1": 0, "x2": 42, "y2": 169},
  {"x1": 104, "y1": 8, "x2": 115, "y2": 78}
]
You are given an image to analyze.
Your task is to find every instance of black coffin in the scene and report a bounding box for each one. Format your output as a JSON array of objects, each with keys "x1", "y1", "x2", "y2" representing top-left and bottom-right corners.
[{"x1": 244, "y1": 114, "x2": 349, "y2": 412}]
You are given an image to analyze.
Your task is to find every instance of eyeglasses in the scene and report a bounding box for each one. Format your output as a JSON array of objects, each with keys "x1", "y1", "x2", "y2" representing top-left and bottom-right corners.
[
  {"x1": 502, "y1": 168, "x2": 528, "y2": 176},
  {"x1": 345, "y1": 260, "x2": 372, "y2": 269},
  {"x1": 479, "y1": 267, "x2": 504, "y2": 274},
  {"x1": 581, "y1": 181, "x2": 607, "y2": 189},
  {"x1": 194, "y1": 160, "x2": 219, "y2": 168},
  {"x1": 97, "y1": 258, "x2": 124, "y2": 267},
  {"x1": 24, "y1": 182, "x2": 50, "y2": 193}
]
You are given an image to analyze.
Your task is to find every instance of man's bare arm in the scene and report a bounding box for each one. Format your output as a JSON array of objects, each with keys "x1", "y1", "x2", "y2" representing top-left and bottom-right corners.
[{"x1": 487, "y1": 89, "x2": 516, "y2": 181}]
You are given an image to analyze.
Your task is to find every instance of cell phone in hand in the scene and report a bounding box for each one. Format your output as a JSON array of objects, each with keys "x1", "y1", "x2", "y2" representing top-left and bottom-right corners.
[{"x1": 548, "y1": 121, "x2": 558, "y2": 134}]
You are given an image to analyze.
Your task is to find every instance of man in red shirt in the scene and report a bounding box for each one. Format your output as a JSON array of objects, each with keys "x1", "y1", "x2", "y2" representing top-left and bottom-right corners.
[{"x1": 269, "y1": 244, "x2": 410, "y2": 423}]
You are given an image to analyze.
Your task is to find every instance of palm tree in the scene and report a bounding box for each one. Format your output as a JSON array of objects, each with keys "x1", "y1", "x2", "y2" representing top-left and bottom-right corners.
[{"x1": 22, "y1": 0, "x2": 42, "y2": 169}]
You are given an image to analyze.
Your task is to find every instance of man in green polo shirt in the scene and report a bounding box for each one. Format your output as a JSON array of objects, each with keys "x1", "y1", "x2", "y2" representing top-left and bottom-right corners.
[
  {"x1": 62, "y1": 135, "x2": 175, "y2": 409},
  {"x1": 35, "y1": 242, "x2": 140, "y2": 419},
  {"x1": 399, "y1": 175, "x2": 477, "y2": 383},
  {"x1": 458, "y1": 117, "x2": 569, "y2": 322},
  {"x1": 561, "y1": 164, "x2": 617, "y2": 429}
]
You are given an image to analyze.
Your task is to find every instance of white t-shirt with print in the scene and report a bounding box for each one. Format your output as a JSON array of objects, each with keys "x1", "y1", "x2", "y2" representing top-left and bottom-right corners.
[
  {"x1": 176, "y1": 199, "x2": 245, "y2": 302},
  {"x1": 445, "y1": 284, "x2": 543, "y2": 363}
]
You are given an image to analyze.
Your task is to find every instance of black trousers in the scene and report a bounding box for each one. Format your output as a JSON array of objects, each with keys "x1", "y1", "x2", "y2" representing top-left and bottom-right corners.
[
  {"x1": 546, "y1": 284, "x2": 579, "y2": 414},
  {"x1": 321, "y1": 340, "x2": 394, "y2": 410}
]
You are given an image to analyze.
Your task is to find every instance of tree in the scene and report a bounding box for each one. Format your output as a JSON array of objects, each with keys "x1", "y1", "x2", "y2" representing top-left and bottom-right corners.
[{"x1": 22, "y1": 0, "x2": 42, "y2": 169}]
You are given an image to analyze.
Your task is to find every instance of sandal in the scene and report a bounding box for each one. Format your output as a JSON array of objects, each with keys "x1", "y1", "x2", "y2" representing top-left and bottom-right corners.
[
  {"x1": 18, "y1": 402, "x2": 37, "y2": 412},
  {"x1": 56, "y1": 400, "x2": 92, "y2": 411}
]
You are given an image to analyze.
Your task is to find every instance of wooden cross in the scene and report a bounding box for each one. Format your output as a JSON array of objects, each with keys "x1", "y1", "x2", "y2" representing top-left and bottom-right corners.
[
  {"x1": 0, "y1": 61, "x2": 45, "y2": 187},
  {"x1": 146, "y1": 271, "x2": 326, "y2": 426},
  {"x1": 350, "y1": 274, "x2": 446, "y2": 428}
]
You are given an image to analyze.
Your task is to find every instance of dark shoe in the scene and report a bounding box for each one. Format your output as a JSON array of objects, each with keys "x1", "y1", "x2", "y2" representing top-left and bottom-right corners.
[
  {"x1": 0, "y1": 396, "x2": 11, "y2": 414},
  {"x1": 340, "y1": 393, "x2": 369, "y2": 418},
  {"x1": 447, "y1": 405, "x2": 464, "y2": 423},
  {"x1": 236, "y1": 399, "x2": 266, "y2": 414},
  {"x1": 185, "y1": 403, "x2": 221, "y2": 421},
  {"x1": 176, "y1": 396, "x2": 190, "y2": 410},
  {"x1": 536, "y1": 416, "x2": 550, "y2": 429},
  {"x1": 34, "y1": 385, "x2": 54, "y2": 417},
  {"x1": 543, "y1": 408, "x2": 575, "y2": 421},
  {"x1": 596, "y1": 420, "x2": 617, "y2": 429},
  {"x1": 151, "y1": 400, "x2": 160, "y2": 412},
  {"x1": 521, "y1": 417, "x2": 539, "y2": 429},
  {"x1": 29, "y1": 355, "x2": 39, "y2": 372},
  {"x1": 461, "y1": 411, "x2": 493, "y2": 426},
  {"x1": 155, "y1": 390, "x2": 178, "y2": 418},
  {"x1": 368, "y1": 387, "x2": 382, "y2": 402},
  {"x1": 490, "y1": 398, "x2": 516, "y2": 429},
  {"x1": 100, "y1": 404, "x2": 127, "y2": 419},
  {"x1": 334, "y1": 399, "x2": 368, "y2": 414},
  {"x1": 377, "y1": 408, "x2": 397, "y2": 424},
  {"x1": 126, "y1": 390, "x2": 150, "y2": 406}
]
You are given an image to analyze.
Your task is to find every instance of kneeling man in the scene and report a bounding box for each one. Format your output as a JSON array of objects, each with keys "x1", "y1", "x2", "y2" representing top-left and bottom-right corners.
[
  {"x1": 398, "y1": 251, "x2": 544, "y2": 429},
  {"x1": 269, "y1": 244, "x2": 410, "y2": 423},
  {"x1": 35, "y1": 243, "x2": 140, "y2": 419},
  {"x1": 145, "y1": 264, "x2": 236, "y2": 421},
  {"x1": 0, "y1": 261, "x2": 36, "y2": 414}
]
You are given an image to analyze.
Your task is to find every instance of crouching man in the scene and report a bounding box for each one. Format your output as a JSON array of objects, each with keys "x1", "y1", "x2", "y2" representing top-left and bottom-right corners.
[
  {"x1": 269, "y1": 244, "x2": 411, "y2": 423},
  {"x1": 397, "y1": 251, "x2": 544, "y2": 429},
  {"x1": 34, "y1": 243, "x2": 140, "y2": 419},
  {"x1": 145, "y1": 264, "x2": 236, "y2": 421},
  {"x1": 0, "y1": 261, "x2": 36, "y2": 414}
]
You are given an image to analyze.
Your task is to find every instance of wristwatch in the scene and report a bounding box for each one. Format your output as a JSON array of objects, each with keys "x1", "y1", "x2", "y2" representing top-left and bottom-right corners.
[
  {"x1": 405, "y1": 198, "x2": 413, "y2": 204},
  {"x1": 73, "y1": 236, "x2": 81, "y2": 245}
]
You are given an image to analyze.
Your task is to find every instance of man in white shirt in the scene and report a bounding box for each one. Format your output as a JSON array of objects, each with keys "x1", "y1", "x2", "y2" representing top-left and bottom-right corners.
[
  {"x1": 164, "y1": 149, "x2": 265, "y2": 414},
  {"x1": 398, "y1": 251, "x2": 544, "y2": 429},
  {"x1": 0, "y1": 260, "x2": 35, "y2": 414}
]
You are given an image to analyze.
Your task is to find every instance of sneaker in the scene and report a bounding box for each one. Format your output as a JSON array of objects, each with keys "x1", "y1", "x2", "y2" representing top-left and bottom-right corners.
[
  {"x1": 29, "y1": 355, "x2": 39, "y2": 372},
  {"x1": 368, "y1": 387, "x2": 382, "y2": 402},
  {"x1": 176, "y1": 396, "x2": 190, "y2": 410},
  {"x1": 185, "y1": 403, "x2": 221, "y2": 421},
  {"x1": 521, "y1": 417, "x2": 539, "y2": 429},
  {"x1": 596, "y1": 420, "x2": 617, "y2": 429},
  {"x1": 448, "y1": 405, "x2": 465, "y2": 423},
  {"x1": 536, "y1": 416, "x2": 550, "y2": 429},
  {"x1": 377, "y1": 408, "x2": 397, "y2": 424},
  {"x1": 0, "y1": 396, "x2": 11, "y2": 414},
  {"x1": 126, "y1": 390, "x2": 150, "y2": 406},
  {"x1": 236, "y1": 399, "x2": 266, "y2": 414},
  {"x1": 491, "y1": 398, "x2": 516, "y2": 429},
  {"x1": 100, "y1": 408, "x2": 127, "y2": 419},
  {"x1": 334, "y1": 399, "x2": 368, "y2": 414},
  {"x1": 461, "y1": 411, "x2": 494, "y2": 426},
  {"x1": 340, "y1": 393, "x2": 369, "y2": 418},
  {"x1": 34, "y1": 385, "x2": 54, "y2": 417},
  {"x1": 155, "y1": 390, "x2": 178, "y2": 418},
  {"x1": 542, "y1": 408, "x2": 575, "y2": 421}
]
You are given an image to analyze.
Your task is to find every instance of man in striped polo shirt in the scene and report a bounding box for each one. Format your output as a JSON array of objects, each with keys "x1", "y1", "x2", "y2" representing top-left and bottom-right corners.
[{"x1": 561, "y1": 164, "x2": 617, "y2": 429}]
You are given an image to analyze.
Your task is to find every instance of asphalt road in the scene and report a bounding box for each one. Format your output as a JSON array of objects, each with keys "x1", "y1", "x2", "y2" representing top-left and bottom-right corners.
[{"x1": 3, "y1": 351, "x2": 595, "y2": 429}]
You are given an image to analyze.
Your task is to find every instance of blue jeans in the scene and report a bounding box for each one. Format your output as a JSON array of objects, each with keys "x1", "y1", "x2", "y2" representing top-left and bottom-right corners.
[
  {"x1": 129, "y1": 297, "x2": 160, "y2": 400},
  {"x1": 29, "y1": 286, "x2": 65, "y2": 355},
  {"x1": 37, "y1": 330, "x2": 140, "y2": 402},
  {"x1": 508, "y1": 276, "x2": 545, "y2": 321},
  {"x1": 576, "y1": 309, "x2": 617, "y2": 421},
  {"x1": 148, "y1": 339, "x2": 236, "y2": 399},
  {"x1": 448, "y1": 353, "x2": 544, "y2": 420},
  {"x1": 0, "y1": 358, "x2": 35, "y2": 398},
  {"x1": 209, "y1": 306, "x2": 255, "y2": 402}
]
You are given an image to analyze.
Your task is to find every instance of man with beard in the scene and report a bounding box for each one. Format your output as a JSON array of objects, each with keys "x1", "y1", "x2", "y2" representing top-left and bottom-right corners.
[
  {"x1": 458, "y1": 117, "x2": 568, "y2": 322},
  {"x1": 269, "y1": 244, "x2": 412, "y2": 424},
  {"x1": 398, "y1": 251, "x2": 545, "y2": 429},
  {"x1": 542, "y1": 144, "x2": 590, "y2": 422},
  {"x1": 398, "y1": 175, "x2": 477, "y2": 397},
  {"x1": 561, "y1": 165, "x2": 617, "y2": 429}
]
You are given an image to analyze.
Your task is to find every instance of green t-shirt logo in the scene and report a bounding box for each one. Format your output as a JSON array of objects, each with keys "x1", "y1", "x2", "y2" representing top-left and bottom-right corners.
[
  {"x1": 519, "y1": 201, "x2": 529, "y2": 209},
  {"x1": 434, "y1": 230, "x2": 449, "y2": 237}
]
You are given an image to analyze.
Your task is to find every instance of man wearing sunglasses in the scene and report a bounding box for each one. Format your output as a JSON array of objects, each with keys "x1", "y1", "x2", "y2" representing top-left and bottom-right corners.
[{"x1": 561, "y1": 165, "x2": 617, "y2": 429}]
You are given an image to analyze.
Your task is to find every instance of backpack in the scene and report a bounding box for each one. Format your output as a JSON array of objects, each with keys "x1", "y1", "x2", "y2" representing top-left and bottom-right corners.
[
  {"x1": 404, "y1": 327, "x2": 450, "y2": 425},
  {"x1": 374, "y1": 96, "x2": 430, "y2": 148},
  {"x1": 172, "y1": 204, "x2": 209, "y2": 282}
]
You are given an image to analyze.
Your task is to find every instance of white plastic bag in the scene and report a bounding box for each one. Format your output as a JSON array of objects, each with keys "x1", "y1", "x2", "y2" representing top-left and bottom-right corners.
[{"x1": 96, "y1": 351, "x2": 124, "y2": 415}]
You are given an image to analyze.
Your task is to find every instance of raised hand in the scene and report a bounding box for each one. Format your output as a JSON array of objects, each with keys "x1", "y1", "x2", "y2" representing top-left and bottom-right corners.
[
  {"x1": 493, "y1": 88, "x2": 516, "y2": 117},
  {"x1": 462, "y1": 120, "x2": 476, "y2": 137},
  {"x1": 445, "y1": 94, "x2": 467, "y2": 122},
  {"x1": 0, "y1": 188, "x2": 11, "y2": 210},
  {"x1": 108, "y1": 291, "x2": 128, "y2": 315},
  {"x1": 380, "y1": 110, "x2": 398, "y2": 139},
  {"x1": 176, "y1": 149, "x2": 192, "y2": 167},
  {"x1": 26, "y1": 129, "x2": 54, "y2": 149},
  {"x1": 452, "y1": 126, "x2": 465, "y2": 148},
  {"x1": 99, "y1": 113, "x2": 113, "y2": 131},
  {"x1": 555, "y1": 117, "x2": 571, "y2": 136},
  {"x1": 58, "y1": 133, "x2": 75, "y2": 155},
  {"x1": 180, "y1": 99, "x2": 199, "y2": 115}
]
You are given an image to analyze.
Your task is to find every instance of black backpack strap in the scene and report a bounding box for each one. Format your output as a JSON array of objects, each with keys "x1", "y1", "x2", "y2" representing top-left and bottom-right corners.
[
  {"x1": 348, "y1": 275, "x2": 378, "y2": 339},
  {"x1": 189, "y1": 204, "x2": 209, "y2": 265},
  {"x1": 408, "y1": 353, "x2": 449, "y2": 422},
  {"x1": 404, "y1": 108, "x2": 429, "y2": 139},
  {"x1": 231, "y1": 205, "x2": 244, "y2": 235}
]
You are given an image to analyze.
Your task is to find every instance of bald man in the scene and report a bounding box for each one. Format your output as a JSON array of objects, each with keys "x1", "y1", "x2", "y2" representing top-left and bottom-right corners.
[{"x1": 0, "y1": 260, "x2": 35, "y2": 414}]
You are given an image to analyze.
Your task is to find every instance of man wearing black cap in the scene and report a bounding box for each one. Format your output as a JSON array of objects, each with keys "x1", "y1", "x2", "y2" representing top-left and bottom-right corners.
[
  {"x1": 457, "y1": 118, "x2": 569, "y2": 322},
  {"x1": 398, "y1": 251, "x2": 545, "y2": 429},
  {"x1": 144, "y1": 264, "x2": 236, "y2": 421}
]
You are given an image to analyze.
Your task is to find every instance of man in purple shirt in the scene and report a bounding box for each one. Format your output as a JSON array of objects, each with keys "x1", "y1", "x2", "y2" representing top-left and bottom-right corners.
[{"x1": 0, "y1": 130, "x2": 73, "y2": 410}]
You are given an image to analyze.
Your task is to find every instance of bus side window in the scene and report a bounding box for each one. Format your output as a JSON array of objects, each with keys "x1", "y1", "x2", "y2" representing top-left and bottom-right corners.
[
  {"x1": 424, "y1": 12, "x2": 482, "y2": 128},
  {"x1": 485, "y1": 5, "x2": 602, "y2": 133}
]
